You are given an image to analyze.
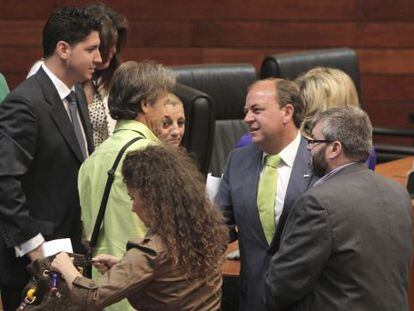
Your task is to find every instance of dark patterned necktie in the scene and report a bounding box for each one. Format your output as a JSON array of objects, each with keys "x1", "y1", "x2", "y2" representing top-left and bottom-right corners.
[{"x1": 66, "y1": 91, "x2": 87, "y2": 159}]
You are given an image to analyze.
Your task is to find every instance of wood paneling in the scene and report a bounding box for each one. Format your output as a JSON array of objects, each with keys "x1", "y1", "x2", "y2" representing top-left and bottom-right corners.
[
  {"x1": 5, "y1": 73, "x2": 27, "y2": 90},
  {"x1": 57, "y1": 0, "x2": 360, "y2": 21},
  {"x1": 358, "y1": 49, "x2": 414, "y2": 74},
  {"x1": 365, "y1": 101, "x2": 414, "y2": 128},
  {"x1": 360, "y1": 0, "x2": 414, "y2": 20},
  {"x1": 127, "y1": 21, "x2": 193, "y2": 47},
  {"x1": 123, "y1": 48, "x2": 203, "y2": 65},
  {"x1": 192, "y1": 22, "x2": 414, "y2": 48},
  {"x1": 0, "y1": 47, "x2": 42, "y2": 73},
  {"x1": 1, "y1": 0, "x2": 414, "y2": 149},
  {"x1": 361, "y1": 75, "x2": 414, "y2": 101},
  {"x1": 0, "y1": 0, "x2": 55, "y2": 20},
  {"x1": 0, "y1": 21, "x2": 43, "y2": 46}
]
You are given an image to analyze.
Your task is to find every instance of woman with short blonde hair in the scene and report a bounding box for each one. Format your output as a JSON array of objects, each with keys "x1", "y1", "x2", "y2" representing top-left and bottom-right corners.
[{"x1": 296, "y1": 67, "x2": 359, "y2": 137}]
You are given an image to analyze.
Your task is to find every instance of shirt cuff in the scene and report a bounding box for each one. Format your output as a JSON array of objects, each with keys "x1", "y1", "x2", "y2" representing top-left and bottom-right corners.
[{"x1": 14, "y1": 233, "x2": 45, "y2": 257}]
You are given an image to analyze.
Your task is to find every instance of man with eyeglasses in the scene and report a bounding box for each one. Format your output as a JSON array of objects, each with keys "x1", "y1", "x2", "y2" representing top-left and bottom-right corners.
[
  {"x1": 216, "y1": 78, "x2": 318, "y2": 311},
  {"x1": 266, "y1": 106, "x2": 412, "y2": 311}
]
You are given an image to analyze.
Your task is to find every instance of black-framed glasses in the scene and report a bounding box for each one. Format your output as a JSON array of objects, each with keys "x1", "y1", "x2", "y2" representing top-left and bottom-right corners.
[{"x1": 305, "y1": 138, "x2": 334, "y2": 146}]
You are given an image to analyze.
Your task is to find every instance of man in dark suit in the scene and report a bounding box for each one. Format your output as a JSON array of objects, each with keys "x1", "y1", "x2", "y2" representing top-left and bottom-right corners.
[
  {"x1": 216, "y1": 78, "x2": 317, "y2": 311},
  {"x1": 266, "y1": 106, "x2": 412, "y2": 311},
  {"x1": 0, "y1": 7, "x2": 101, "y2": 310}
]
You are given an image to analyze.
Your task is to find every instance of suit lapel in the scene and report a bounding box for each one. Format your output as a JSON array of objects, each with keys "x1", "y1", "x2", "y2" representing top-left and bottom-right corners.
[
  {"x1": 282, "y1": 137, "x2": 315, "y2": 211},
  {"x1": 36, "y1": 68, "x2": 85, "y2": 162},
  {"x1": 241, "y1": 145, "x2": 269, "y2": 245}
]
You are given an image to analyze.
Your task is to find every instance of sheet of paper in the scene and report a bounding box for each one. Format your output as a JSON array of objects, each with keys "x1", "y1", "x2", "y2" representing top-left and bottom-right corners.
[
  {"x1": 41, "y1": 238, "x2": 73, "y2": 257},
  {"x1": 226, "y1": 249, "x2": 240, "y2": 260},
  {"x1": 206, "y1": 173, "x2": 222, "y2": 202}
]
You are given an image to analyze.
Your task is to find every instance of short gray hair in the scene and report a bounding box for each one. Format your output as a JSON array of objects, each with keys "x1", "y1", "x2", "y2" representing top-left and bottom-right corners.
[
  {"x1": 314, "y1": 106, "x2": 372, "y2": 162},
  {"x1": 108, "y1": 60, "x2": 175, "y2": 120}
]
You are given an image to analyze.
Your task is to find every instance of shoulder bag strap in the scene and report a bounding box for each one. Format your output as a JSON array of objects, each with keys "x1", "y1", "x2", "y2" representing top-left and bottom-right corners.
[{"x1": 89, "y1": 135, "x2": 144, "y2": 248}]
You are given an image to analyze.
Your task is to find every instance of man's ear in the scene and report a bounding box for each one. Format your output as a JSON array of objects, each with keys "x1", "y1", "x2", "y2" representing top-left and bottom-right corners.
[
  {"x1": 282, "y1": 104, "x2": 294, "y2": 125},
  {"x1": 56, "y1": 41, "x2": 71, "y2": 60},
  {"x1": 328, "y1": 141, "x2": 342, "y2": 160}
]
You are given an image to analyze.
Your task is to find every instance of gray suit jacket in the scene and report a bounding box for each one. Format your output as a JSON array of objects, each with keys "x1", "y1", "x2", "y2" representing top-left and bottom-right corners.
[
  {"x1": 216, "y1": 137, "x2": 317, "y2": 311},
  {"x1": 265, "y1": 163, "x2": 413, "y2": 311}
]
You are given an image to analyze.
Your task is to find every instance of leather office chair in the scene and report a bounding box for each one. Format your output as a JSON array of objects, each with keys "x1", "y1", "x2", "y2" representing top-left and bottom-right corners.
[
  {"x1": 172, "y1": 64, "x2": 257, "y2": 176},
  {"x1": 174, "y1": 82, "x2": 214, "y2": 176},
  {"x1": 261, "y1": 47, "x2": 362, "y2": 102},
  {"x1": 260, "y1": 47, "x2": 414, "y2": 163}
]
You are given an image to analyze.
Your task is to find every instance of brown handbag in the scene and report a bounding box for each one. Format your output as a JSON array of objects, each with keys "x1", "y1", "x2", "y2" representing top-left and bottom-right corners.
[{"x1": 17, "y1": 253, "x2": 87, "y2": 311}]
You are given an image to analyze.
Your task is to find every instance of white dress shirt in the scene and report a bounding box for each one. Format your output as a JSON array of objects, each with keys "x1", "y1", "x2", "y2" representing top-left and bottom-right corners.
[{"x1": 261, "y1": 132, "x2": 301, "y2": 227}]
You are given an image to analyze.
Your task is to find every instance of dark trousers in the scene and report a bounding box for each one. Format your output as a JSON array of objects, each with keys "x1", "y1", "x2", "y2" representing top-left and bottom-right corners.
[
  {"x1": 221, "y1": 276, "x2": 240, "y2": 311},
  {"x1": 1, "y1": 285, "x2": 23, "y2": 311}
]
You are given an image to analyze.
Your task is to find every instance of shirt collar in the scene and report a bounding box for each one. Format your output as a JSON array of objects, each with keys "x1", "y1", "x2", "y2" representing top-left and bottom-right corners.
[
  {"x1": 41, "y1": 63, "x2": 75, "y2": 100},
  {"x1": 263, "y1": 131, "x2": 301, "y2": 168},
  {"x1": 313, "y1": 162, "x2": 357, "y2": 187},
  {"x1": 114, "y1": 119, "x2": 161, "y2": 143}
]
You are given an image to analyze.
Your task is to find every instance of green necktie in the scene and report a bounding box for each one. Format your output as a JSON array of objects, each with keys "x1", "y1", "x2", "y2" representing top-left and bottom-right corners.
[{"x1": 257, "y1": 154, "x2": 281, "y2": 244}]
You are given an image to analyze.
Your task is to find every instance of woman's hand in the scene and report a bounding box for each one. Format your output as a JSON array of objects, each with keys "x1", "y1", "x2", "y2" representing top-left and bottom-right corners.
[
  {"x1": 51, "y1": 252, "x2": 81, "y2": 290},
  {"x1": 92, "y1": 254, "x2": 120, "y2": 274}
]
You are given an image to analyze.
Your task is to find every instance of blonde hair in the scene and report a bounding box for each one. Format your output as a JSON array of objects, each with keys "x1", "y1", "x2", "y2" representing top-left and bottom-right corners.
[
  {"x1": 296, "y1": 67, "x2": 359, "y2": 136},
  {"x1": 164, "y1": 93, "x2": 183, "y2": 107}
]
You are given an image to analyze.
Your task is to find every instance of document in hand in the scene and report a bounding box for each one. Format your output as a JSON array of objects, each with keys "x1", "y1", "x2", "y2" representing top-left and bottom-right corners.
[{"x1": 41, "y1": 238, "x2": 73, "y2": 257}]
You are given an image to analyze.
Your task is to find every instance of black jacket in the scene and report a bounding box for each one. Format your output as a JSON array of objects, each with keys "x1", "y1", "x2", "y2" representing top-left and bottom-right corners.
[{"x1": 0, "y1": 68, "x2": 93, "y2": 287}]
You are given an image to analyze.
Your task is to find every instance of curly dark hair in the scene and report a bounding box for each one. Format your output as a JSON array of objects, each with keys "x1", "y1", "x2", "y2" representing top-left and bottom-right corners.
[{"x1": 122, "y1": 146, "x2": 228, "y2": 279}]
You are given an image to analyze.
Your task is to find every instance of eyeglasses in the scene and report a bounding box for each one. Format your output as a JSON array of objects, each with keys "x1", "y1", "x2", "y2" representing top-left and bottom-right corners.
[{"x1": 306, "y1": 138, "x2": 334, "y2": 146}]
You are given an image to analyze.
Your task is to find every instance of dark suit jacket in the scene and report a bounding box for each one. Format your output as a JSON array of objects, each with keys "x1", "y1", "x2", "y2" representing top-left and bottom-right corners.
[
  {"x1": 266, "y1": 163, "x2": 413, "y2": 311},
  {"x1": 0, "y1": 68, "x2": 93, "y2": 287},
  {"x1": 216, "y1": 137, "x2": 317, "y2": 311}
]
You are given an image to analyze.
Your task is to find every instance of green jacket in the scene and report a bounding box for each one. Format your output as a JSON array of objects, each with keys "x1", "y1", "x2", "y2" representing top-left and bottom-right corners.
[
  {"x1": 0, "y1": 73, "x2": 9, "y2": 102},
  {"x1": 79, "y1": 120, "x2": 160, "y2": 311}
]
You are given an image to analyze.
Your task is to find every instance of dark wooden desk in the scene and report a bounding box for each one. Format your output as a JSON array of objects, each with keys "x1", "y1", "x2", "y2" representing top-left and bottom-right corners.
[
  {"x1": 375, "y1": 156, "x2": 413, "y2": 186},
  {"x1": 222, "y1": 157, "x2": 414, "y2": 310},
  {"x1": 222, "y1": 241, "x2": 240, "y2": 276}
]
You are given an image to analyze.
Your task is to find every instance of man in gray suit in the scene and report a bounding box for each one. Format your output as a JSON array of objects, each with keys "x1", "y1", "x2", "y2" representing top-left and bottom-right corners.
[
  {"x1": 266, "y1": 106, "x2": 413, "y2": 311},
  {"x1": 216, "y1": 78, "x2": 317, "y2": 311}
]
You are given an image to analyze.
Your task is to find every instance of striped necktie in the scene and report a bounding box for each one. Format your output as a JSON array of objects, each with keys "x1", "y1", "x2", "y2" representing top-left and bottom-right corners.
[{"x1": 66, "y1": 91, "x2": 87, "y2": 159}]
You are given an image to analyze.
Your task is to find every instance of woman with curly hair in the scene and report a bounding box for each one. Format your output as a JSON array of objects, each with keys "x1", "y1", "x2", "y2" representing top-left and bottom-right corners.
[{"x1": 52, "y1": 145, "x2": 228, "y2": 310}]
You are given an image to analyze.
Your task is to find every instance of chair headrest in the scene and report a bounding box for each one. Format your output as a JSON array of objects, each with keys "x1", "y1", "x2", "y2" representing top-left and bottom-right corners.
[
  {"x1": 260, "y1": 48, "x2": 361, "y2": 98},
  {"x1": 171, "y1": 64, "x2": 257, "y2": 120},
  {"x1": 174, "y1": 83, "x2": 214, "y2": 176}
]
